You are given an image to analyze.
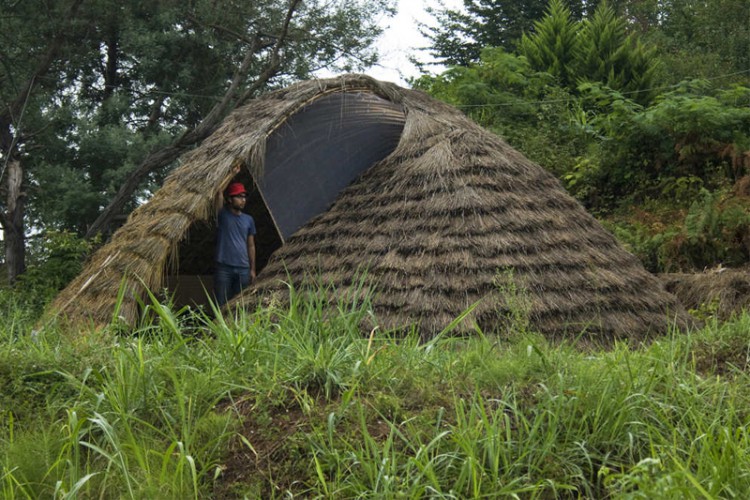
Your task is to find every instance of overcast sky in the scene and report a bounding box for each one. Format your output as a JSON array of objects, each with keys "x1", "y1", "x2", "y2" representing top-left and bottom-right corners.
[{"x1": 356, "y1": 0, "x2": 464, "y2": 86}]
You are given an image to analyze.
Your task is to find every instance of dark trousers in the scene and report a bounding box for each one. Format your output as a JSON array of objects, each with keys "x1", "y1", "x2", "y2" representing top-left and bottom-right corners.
[{"x1": 214, "y1": 262, "x2": 250, "y2": 306}]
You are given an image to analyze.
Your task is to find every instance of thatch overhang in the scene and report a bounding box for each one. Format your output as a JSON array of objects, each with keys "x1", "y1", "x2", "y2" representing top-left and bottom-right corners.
[{"x1": 50, "y1": 74, "x2": 691, "y2": 339}]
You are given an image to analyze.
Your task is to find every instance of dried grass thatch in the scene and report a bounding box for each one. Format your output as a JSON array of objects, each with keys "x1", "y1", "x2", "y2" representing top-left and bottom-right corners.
[
  {"x1": 661, "y1": 267, "x2": 750, "y2": 320},
  {"x1": 50, "y1": 74, "x2": 691, "y2": 339}
]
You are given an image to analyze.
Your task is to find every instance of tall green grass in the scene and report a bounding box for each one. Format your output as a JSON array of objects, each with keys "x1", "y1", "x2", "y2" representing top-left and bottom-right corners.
[{"x1": 2, "y1": 282, "x2": 750, "y2": 498}]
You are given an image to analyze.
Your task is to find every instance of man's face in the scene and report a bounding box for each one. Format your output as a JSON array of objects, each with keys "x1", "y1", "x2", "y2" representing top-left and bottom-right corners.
[{"x1": 229, "y1": 193, "x2": 247, "y2": 210}]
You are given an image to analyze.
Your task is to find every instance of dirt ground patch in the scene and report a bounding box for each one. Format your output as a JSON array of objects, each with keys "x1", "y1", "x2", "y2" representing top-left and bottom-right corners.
[{"x1": 213, "y1": 396, "x2": 312, "y2": 498}]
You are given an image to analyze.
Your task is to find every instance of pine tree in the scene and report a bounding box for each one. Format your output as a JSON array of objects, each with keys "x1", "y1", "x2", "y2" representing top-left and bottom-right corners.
[
  {"x1": 577, "y1": 1, "x2": 659, "y2": 104},
  {"x1": 519, "y1": 0, "x2": 581, "y2": 88},
  {"x1": 422, "y1": 0, "x2": 607, "y2": 67}
]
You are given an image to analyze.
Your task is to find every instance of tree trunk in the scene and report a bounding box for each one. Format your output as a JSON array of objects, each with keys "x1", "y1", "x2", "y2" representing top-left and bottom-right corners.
[
  {"x1": 4, "y1": 158, "x2": 25, "y2": 284},
  {"x1": 0, "y1": 0, "x2": 84, "y2": 284}
]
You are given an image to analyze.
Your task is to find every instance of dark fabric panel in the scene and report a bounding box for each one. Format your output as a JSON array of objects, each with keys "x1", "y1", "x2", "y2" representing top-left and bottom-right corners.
[{"x1": 262, "y1": 92, "x2": 406, "y2": 239}]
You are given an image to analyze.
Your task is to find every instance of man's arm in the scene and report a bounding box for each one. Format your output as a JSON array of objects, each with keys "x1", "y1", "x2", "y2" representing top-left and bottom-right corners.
[
  {"x1": 214, "y1": 191, "x2": 224, "y2": 216},
  {"x1": 247, "y1": 234, "x2": 256, "y2": 282}
]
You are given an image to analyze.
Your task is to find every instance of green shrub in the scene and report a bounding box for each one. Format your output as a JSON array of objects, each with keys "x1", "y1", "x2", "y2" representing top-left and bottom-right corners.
[
  {"x1": 578, "y1": 80, "x2": 750, "y2": 212},
  {"x1": 14, "y1": 231, "x2": 97, "y2": 310},
  {"x1": 607, "y1": 188, "x2": 750, "y2": 272}
]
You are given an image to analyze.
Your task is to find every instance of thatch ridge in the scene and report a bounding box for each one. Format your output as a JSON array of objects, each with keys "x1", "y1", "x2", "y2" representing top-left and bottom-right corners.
[{"x1": 50, "y1": 74, "x2": 691, "y2": 339}]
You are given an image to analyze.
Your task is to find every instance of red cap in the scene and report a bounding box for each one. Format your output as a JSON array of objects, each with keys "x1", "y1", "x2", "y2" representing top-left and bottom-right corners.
[{"x1": 226, "y1": 182, "x2": 247, "y2": 196}]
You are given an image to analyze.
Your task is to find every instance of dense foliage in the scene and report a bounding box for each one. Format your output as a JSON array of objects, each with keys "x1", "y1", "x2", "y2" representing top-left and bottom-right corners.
[
  {"x1": 518, "y1": 0, "x2": 659, "y2": 103},
  {"x1": 423, "y1": 0, "x2": 750, "y2": 82},
  {"x1": 418, "y1": 0, "x2": 750, "y2": 273}
]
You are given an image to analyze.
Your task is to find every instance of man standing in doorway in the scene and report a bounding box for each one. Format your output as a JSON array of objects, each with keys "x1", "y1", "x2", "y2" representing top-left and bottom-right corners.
[{"x1": 214, "y1": 182, "x2": 256, "y2": 306}]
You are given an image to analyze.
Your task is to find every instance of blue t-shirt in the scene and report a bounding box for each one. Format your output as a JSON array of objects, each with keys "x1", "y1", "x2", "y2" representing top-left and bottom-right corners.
[{"x1": 215, "y1": 207, "x2": 256, "y2": 267}]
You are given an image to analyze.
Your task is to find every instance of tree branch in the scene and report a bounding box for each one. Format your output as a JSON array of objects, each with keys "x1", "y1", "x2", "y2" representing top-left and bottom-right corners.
[
  {"x1": 145, "y1": 94, "x2": 166, "y2": 130},
  {"x1": 185, "y1": 13, "x2": 275, "y2": 49},
  {"x1": 238, "y1": 0, "x2": 302, "y2": 105},
  {"x1": 85, "y1": 0, "x2": 304, "y2": 239}
]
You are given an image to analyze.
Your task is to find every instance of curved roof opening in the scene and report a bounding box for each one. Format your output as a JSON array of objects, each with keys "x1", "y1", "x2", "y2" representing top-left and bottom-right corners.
[
  {"x1": 167, "y1": 90, "x2": 406, "y2": 308},
  {"x1": 261, "y1": 91, "x2": 406, "y2": 240}
]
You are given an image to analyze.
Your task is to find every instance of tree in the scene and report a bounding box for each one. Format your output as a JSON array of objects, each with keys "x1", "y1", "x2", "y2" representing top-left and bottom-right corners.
[
  {"x1": 0, "y1": 0, "x2": 85, "y2": 283},
  {"x1": 422, "y1": 0, "x2": 606, "y2": 67},
  {"x1": 577, "y1": 1, "x2": 659, "y2": 104},
  {"x1": 649, "y1": 0, "x2": 750, "y2": 83},
  {"x1": 586, "y1": 0, "x2": 750, "y2": 84},
  {"x1": 423, "y1": 0, "x2": 550, "y2": 66},
  {"x1": 518, "y1": 0, "x2": 581, "y2": 88},
  {"x1": 518, "y1": 0, "x2": 659, "y2": 102},
  {"x1": 0, "y1": 0, "x2": 395, "y2": 284}
]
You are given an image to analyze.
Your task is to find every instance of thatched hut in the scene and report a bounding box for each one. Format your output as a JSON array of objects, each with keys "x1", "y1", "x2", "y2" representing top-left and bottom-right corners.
[{"x1": 50, "y1": 74, "x2": 691, "y2": 339}]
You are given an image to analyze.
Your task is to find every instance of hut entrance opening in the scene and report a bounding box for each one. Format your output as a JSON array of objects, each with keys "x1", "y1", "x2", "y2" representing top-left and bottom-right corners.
[
  {"x1": 166, "y1": 90, "x2": 406, "y2": 309},
  {"x1": 165, "y1": 175, "x2": 281, "y2": 309}
]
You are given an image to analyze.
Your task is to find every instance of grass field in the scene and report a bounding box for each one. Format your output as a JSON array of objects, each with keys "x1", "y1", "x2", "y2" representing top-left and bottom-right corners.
[{"x1": 1, "y1": 284, "x2": 749, "y2": 498}]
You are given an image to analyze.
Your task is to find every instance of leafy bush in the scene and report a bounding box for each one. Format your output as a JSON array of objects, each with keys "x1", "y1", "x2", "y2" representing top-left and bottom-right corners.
[
  {"x1": 578, "y1": 80, "x2": 750, "y2": 211},
  {"x1": 14, "y1": 231, "x2": 96, "y2": 310},
  {"x1": 662, "y1": 190, "x2": 750, "y2": 271},
  {"x1": 608, "y1": 189, "x2": 750, "y2": 272}
]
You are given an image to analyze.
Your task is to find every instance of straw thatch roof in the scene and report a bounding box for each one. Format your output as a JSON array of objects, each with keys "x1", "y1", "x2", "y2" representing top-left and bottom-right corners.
[
  {"x1": 661, "y1": 267, "x2": 750, "y2": 320},
  {"x1": 50, "y1": 74, "x2": 691, "y2": 339}
]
